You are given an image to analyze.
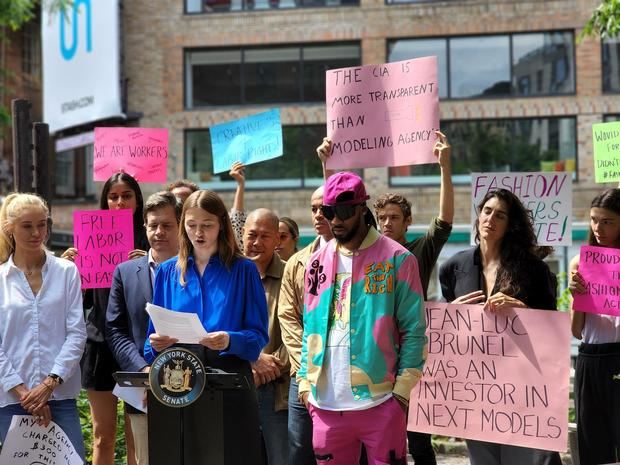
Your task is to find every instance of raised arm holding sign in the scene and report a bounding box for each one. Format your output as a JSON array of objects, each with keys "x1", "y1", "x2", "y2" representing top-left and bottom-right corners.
[
  {"x1": 325, "y1": 56, "x2": 439, "y2": 170},
  {"x1": 210, "y1": 109, "x2": 283, "y2": 174},
  {"x1": 94, "y1": 127, "x2": 169, "y2": 183}
]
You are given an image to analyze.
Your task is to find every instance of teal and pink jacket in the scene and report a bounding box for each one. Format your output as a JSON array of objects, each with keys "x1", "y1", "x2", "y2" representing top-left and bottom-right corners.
[{"x1": 297, "y1": 227, "x2": 427, "y2": 403}]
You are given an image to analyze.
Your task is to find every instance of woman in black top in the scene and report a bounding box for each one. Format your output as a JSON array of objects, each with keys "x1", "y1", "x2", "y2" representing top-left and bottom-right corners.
[
  {"x1": 63, "y1": 172, "x2": 147, "y2": 465},
  {"x1": 439, "y1": 188, "x2": 560, "y2": 465}
]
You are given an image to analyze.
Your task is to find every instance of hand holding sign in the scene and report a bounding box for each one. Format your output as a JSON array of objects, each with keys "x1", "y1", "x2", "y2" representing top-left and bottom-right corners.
[
  {"x1": 210, "y1": 109, "x2": 283, "y2": 174},
  {"x1": 572, "y1": 245, "x2": 620, "y2": 316},
  {"x1": 409, "y1": 303, "x2": 570, "y2": 453},
  {"x1": 72, "y1": 210, "x2": 134, "y2": 289},
  {"x1": 325, "y1": 56, "x2": 439, "y2": 170},
  {"x1": 94, "y1": 127, "x2": 169, "y2": 183}
]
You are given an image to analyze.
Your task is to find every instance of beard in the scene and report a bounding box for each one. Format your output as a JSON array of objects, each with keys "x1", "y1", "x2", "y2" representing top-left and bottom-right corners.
[{"x1": 332, "y1": 223, "x2": 359, "y2": 244}]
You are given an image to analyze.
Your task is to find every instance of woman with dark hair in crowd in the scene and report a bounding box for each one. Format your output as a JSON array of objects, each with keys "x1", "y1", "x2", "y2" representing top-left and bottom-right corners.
[
  {"x1": 569, "y1": 188, "x2": 620, "y2": 465},
  {"x1": 0, "y1": 193, "x2": 86, "y2": 459},
  {"x1": 62, "y1": 172, "x2": 148, "y2": 465},
  {"x1": 439, "y1": 188, "x2": 561, "y2": 465},
  {"x1": 277, "y1": 216, "x2": 300, "y2": 261},
  {"x1": 144, "y1": 189, "x2": 268, "y2": 462}
]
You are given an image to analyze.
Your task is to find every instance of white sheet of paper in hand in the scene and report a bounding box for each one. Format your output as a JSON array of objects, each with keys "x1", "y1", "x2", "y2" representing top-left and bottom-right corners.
[
  {"x1": 0, "y1": 415, "x2": 83, "y2": 465},
  {"x1": 145, "y1": 302, "x2": 208, "y2": 344},
  {"x1": 113, "y1": 384, "x2": 147, "y2": 413}
]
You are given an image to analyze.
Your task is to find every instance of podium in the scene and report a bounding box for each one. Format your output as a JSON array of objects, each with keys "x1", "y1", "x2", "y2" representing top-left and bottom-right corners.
[{"x1": 114, "y1": 345, "x2": 255, "y2": 465}]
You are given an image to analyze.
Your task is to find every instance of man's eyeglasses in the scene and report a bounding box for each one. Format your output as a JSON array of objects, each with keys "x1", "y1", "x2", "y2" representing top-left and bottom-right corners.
[{"x1": 320, "y1": 204, "x2": 362, "y2": 221}]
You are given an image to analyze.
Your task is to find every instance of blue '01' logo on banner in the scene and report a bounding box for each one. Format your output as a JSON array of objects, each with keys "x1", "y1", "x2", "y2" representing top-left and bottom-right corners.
[{"x1": 59, "y1": 0, "x2": 92, "y2": 61}]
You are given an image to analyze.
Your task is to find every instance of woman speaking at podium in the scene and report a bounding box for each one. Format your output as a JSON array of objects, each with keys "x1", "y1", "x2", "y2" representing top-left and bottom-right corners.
[{"x1": 144, "y1": 189, "x2": 269, "y2": 463}]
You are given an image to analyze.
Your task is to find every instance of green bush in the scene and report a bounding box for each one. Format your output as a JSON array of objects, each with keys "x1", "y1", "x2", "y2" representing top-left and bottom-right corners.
[{"x1": 77, "y1": 391, "x2": 131, "y2": 465}]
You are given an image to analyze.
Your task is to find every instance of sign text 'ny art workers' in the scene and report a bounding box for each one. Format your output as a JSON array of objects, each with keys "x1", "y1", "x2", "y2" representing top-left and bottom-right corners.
[
  {"x1": 210, "y1": 109, "x2": 283, "y2": 174},
  {"x1": 73, "y1": 209, "x2": 134, "y2": 289},
  {"x1": 573, "y1": 245, "x2": 620, "y2": 316},
  {"x1": 94, "y1": 127, "x2": 169, "y2": 183},
  {"x1": 471, "y1": 172, "x2": 572, "y2": 246},
  {"x1": 325, "y1": 56, "x2": 439, "y2": 170},
  {"x1": 408, "y1": 303, "x2": 570, "y2": 453}
]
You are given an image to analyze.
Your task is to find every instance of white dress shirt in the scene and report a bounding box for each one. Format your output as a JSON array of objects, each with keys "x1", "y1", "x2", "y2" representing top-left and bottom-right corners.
[{"x1": 0, "y1": 252, "x2": 86, "y2": 407}]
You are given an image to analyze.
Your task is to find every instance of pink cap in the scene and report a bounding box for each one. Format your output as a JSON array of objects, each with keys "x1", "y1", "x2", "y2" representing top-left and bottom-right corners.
[{"x1": 323, "y1": 172, "x2": 370, "y2": 206}]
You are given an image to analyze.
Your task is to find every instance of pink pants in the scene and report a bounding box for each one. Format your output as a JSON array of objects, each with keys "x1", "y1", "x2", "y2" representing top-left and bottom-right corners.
[{"x1": 308, "y1": 396, "x2": 407, "y2": 465}]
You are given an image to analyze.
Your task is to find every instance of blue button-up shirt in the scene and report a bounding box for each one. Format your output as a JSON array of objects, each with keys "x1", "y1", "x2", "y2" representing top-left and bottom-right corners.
[
  {"x1": 0, "y1": 253, "x2": 86, "y2": 407},
  {"x1": 144, "y1": 254, "x2": 269, "y2": 363}
]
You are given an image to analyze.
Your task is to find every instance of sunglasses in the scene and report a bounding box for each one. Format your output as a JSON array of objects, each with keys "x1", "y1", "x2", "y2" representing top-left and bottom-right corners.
[{"x1": 320, "y1": 204, "x2": 362, "y2": 221}]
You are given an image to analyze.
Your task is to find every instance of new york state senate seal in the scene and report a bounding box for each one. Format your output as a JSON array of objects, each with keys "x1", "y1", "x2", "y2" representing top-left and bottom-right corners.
[{"x1": 149, "y1": 348, "x2": 206, "y2": 408}]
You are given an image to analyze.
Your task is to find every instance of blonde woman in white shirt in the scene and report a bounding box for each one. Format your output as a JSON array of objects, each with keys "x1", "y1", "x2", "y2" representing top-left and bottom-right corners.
[{"x1": 0, "y1": 193, "x2": 86, "y2": 459}]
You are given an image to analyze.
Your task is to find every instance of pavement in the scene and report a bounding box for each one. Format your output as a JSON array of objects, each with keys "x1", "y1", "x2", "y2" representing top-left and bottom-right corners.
[{"x1": 435, "y1": 455, "x2": 470, "y2": 465}]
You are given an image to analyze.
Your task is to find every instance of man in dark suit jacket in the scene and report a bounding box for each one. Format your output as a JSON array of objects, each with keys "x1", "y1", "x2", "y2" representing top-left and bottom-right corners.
[{"x1": 106, "y1": 191, "x2": 181, "y2": 465}]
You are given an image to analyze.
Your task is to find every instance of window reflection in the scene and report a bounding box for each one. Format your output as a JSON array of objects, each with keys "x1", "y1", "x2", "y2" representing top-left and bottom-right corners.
[
  {"x1": 512, "y1": 32, "x2": 574, "y2": 96},
  {"x1": 185, "y1": 44, "x2": 360, "y2": 107},
  {"x1": 389, "y1": 117, "x2": 577, "y2": 185},
  {"x1": 388, "y1": 39, "x2": 448, "y2": 99},
  {"x1": 450, "y1": 35, "x2": 510, "y2": 98},
  {"x1": 603, "y1": 38, "x2": 620, "y2": 93},
  {"x1": 186, "y1": 0, "x2": 358, "y2": 12},
  {"x1": 388, "y1": 31, "x2": 575, "y2": 100}
]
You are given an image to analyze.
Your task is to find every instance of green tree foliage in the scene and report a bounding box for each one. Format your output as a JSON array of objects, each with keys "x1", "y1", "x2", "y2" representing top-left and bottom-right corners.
[
  {"x1": 0, "y1": 1, "x2": 71, "y2": 129},
  {"x1": 580, "y1": 0, "x2": 620, "y2": 41}
]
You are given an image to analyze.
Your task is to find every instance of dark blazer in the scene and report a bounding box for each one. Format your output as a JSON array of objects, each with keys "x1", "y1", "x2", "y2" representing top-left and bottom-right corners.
[
  {"x1": 105, "y1": 255, "x2": 153, "y2": 372},
  {"x1": 439, "y1": 246, "x2": 557, "y2": 310}
]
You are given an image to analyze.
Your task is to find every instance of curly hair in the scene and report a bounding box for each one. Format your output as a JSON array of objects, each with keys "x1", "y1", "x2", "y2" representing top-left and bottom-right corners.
[
  {"x1": 475, "y1": 188, "x2": 551, "y2": 297},
  {"x1": 587, "y1": 188, "x2": 620, "y2": 246},
  {"x1": 373, "y1": 193, "x2": 412, "y2": 220}
]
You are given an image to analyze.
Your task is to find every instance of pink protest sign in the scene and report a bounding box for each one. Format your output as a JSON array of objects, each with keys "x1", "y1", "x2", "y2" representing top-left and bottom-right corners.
[
  {"x1": 573, "y1": 245, "x2": 620, "y2": 316},
  {"x1": 94, "y1": 127, "x2": 169, "y2": 183},
  {"x1": 72, "y1": 209, "x2": 134, "y2": 289},
  {"x1": 325, "y1": 56, "x2": 439, "y2": 170},
  {"x1": 409, "y1": 303, "x2": 570, "y2": 452}
]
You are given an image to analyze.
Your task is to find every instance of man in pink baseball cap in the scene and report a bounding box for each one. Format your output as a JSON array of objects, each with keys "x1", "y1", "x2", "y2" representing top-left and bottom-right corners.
[{"x1": 297, "y1": 171, "x2": 427, "y2": 465}]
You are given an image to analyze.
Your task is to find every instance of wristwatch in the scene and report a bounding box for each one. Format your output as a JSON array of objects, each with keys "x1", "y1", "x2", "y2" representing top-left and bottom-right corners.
[{"x1": 47, "y1": 373, "x2": 64, "y2": 385}]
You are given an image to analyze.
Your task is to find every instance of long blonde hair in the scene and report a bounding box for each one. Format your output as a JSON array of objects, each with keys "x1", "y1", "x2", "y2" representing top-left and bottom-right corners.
[
  {"x1": 0, "y1": 193, "x2": 49, "y2": 264},
  {"x1": 177, "y1": 190, "x2": 242, "y2": 286}
]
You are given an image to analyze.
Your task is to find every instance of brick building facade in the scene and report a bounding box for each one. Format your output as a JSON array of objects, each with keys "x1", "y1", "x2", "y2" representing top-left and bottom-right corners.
[{"x1": 42, "y1": 0, "x2": 620, "y2": 292}]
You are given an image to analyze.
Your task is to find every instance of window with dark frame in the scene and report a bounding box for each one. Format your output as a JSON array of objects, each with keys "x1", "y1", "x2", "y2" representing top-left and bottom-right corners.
[
  {"x1": 185, "y1": 43, "x2": 360, "y2": 108},
  {"x1": 387, "y1": 31, "x2": 575, "y2": 100},
  {"x1": 185, "y1": 0, "x2": 359, "y2": 15},
  {"x1": 185, "y1": 125, "x2": 326, "y2": 189},
  {"x1": 603, "y1": 38, "x2": 620, "y2": 93},
  {"x1": 53, "y1": 145, "x2": 96, "y2": 199},
  {"x1": 389, "y1": 117, "x2": 577, "y2": 186}
]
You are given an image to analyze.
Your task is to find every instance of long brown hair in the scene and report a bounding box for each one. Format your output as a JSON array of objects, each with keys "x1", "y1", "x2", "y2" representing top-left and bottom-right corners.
[
  {"x1": 474, "y1": 188, "x2": 549, "y2": 297},
  {"x1": 177, "y1": 190, "x2": 242, "y2": 286}
]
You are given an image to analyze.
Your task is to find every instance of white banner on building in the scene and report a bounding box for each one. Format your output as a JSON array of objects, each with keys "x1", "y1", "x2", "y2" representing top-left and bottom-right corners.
[{"x1": 42, "y1": 0, "x2": 122, "y2": 133}]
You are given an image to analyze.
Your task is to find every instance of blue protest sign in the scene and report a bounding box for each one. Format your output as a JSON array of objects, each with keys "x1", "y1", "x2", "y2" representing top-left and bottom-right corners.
[{"x1": 210, "y1": 109, "x2": 283, "y2": 174}]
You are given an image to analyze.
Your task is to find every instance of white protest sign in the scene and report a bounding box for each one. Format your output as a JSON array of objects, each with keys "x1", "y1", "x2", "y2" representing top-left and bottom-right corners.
[
  {"x1": 0, "y1": 415, "x2": 83, "y2": 465},
  {"x1": 471, "y1": 172, "x2": 572, "y2": 246}
]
